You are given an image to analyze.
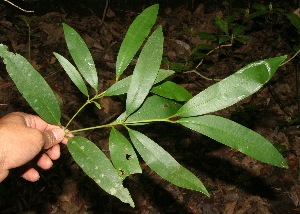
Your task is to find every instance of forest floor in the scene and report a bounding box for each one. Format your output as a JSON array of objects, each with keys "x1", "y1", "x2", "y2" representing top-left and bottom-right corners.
[{"x1": 0, "y1": 0, "x2": 300, "y2": 213}]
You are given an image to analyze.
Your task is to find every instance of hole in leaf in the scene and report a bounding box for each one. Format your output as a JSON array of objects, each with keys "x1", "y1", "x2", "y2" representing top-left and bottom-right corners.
[
  {"x1": 163, "y1": 103, "x2": 169, "y2": 108},
  {"x1": 126, "y1": 154, "x2": 131, "y2": 160},
  {"x1": 119, "y1": 169, "x2": 125, "y2": 175}
]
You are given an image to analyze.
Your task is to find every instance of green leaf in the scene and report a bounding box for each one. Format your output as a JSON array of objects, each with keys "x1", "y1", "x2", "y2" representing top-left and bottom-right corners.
[
  {"x1": 170, "y1": 63, "x2": 189, "y2": 72},
  {"x1": 154, "y1": 69, "x2": 175, "y2": 84},
  {"x1": 0, "y1": 44, "x2": 61, "y2": 124},
  {"x1": 128, "y1": 129, "x2": 209, "y2": 196},
  {"x1": 198, "y1": 32, "x2": 217, "y2": 41},
  {"x1": 54, "y1": 52, "x2": 89, "y2": 97},
  {"x1": 92, "y1": 101, "x2": 101, "y2": 109},
  {"x1": 126, "y1": 95, "x2": 182, "y2": 122},
  {"x1": 176, "y1": 56, "x2": 287, "y2": 117},
  {"x1": 224, "y1": 16, "x2": 235, "y2": 24},
  {"x1": 287, "y1": 12, "x2": 300, "y2": 33},
  {"x1": 192, "y1": 44, "x2": 214, "y2": 53},
  {"x1": 116, "y1": 4, "x2": 159, "y2": 80},
  {"x1": 218, "y1": 35, "x2": 230, "y2": 44},
  {"x1": 235, "y1": 35, "x2": 251, "y2": 44},
  {"x1": 215, "y1": 17, "x2": 229, "y2": 35},
  {"x1": 68, "y1": 136, "x2": 134, "y2": 207},
  {"x1": 126, "y1": 26, "x2": 164, "y2": 115},
  {"x1": 151, "y1": 81, "x2": 192, "y2": 101},
  {"x1": 105, "y1": 75, "x2": 131, "y2": 97},
  {"x1": 232, "y1": 25, "x2": 246, "y2": 35},
  {"x1": 247, "y1": 10, "x2": 268, "y2": 20},
  {"x1": 104, "y1": 69, "x2": 174, "y2": 97},
  {"x1": 193, "y1": 53, "x2": 207, "y2": 61},
  {"x1": 62, "y1": 23, "x2": 98, "y2": 91},
  {"x1": 109, "y1": 128, "x2": 142, "y2": 179},
  {"x1": 252, "y1": 3, "x2": 268, "y2": 11},
  {"x1": 177, "y1": 115, "x2": 288, "y2": 168}
]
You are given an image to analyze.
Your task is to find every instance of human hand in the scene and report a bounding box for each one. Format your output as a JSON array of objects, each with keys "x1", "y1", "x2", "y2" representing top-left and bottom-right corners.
[{"x1": 0, "y1": 112, "x2": 70, "y2": 182}]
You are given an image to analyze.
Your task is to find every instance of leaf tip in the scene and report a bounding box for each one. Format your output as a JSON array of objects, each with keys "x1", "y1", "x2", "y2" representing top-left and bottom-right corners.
[{"x1": 280, "y1": 161, "x2": 289, "y2": 169}]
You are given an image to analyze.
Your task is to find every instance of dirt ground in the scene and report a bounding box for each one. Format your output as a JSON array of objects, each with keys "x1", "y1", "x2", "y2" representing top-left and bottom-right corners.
[{"x1": 0, "y1": 0, "x2": 300, "y2": 213}]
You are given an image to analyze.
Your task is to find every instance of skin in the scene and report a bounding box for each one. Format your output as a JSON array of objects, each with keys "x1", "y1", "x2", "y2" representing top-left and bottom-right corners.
[{"x1": 0, "y1": 112, "x2": 70, "y2": 182}]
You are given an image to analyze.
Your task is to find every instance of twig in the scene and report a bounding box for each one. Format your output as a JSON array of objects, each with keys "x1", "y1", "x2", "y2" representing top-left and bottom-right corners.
[
  {"x1": 184, "y1": 70, "x2": 221, "y2": 81},
  {"x1": 280, "y1": 48, "x2": 300, "y2": 67},
  {"x1": 3, "y1": 0, "x2": 34, "y2": 13},
  {"x1": 101, "y1": 0, "x2": 109, "y2": 23},
  {"x1": 185, "y1": 43, "x2": 232, "y2": 81}
]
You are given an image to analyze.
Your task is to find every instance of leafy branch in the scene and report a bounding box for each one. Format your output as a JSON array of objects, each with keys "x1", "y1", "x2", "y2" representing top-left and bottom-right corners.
[{"x1": 0, "y1": 4, "x2": 291, "y2": 208}]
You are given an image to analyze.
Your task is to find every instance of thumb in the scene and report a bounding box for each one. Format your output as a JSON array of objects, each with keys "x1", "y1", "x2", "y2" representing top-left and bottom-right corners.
[{"x1": 43, "y1": 128, "x2": 65, "y2": 149}]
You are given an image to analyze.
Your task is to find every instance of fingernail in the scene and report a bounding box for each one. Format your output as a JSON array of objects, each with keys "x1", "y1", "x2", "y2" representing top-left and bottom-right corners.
[{"x1": 52, "y1": 128, "x2": 65, "y2": 141}]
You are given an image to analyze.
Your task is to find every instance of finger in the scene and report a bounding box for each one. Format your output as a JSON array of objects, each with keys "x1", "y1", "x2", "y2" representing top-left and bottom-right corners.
[
  {"x1": 46, "y1": 144, "x2": 60, "y2": 160},
  {"x1": 37, "y1": 153, "x2": 53, "y2": 170},
  {"x1": 21, "y1": 168, "x2": 40, "y2": 182},
  {"x1": 61, "y1": 131, "x2": 74, "y2": 145},
  {"x1": 11, "y1": 112, "x2": 65, "y2": 140},
  {"x1": 20, "y1": 113, "x2": 53, "y2": 131},
  {"x1": 42, "y1": 129, "x2": 65, "y2": 149},
  {"x1": 4, "y1": 112, "x2": 49, "y2": 131},
  {"x1": 0, "y1": 170, "x2": 9, "y2": 182}
]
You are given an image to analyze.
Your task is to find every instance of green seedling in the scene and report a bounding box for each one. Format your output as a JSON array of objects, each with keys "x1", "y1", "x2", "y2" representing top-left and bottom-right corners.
[
  {"x1": 192, "y1": 15, "x2": 251, "y2": 65},
  {"x1": 19, "y1": 15, "x2": 37, "y2": 60},
  {"x1": 198, "y1": 15, "x2": 251, "y2": 45},
  {"x1": 245, "y1": 2, "x2": 286, "y2": 22},
  {"x1": 0, "y1": 4, "x2": 289, "y2": 208}
]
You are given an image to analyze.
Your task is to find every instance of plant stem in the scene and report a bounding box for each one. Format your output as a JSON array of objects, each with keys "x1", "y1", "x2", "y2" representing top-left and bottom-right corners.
[
  {"x1": 185, "y1": 43, "x2": 232, "y2": 81},
  {"x1": 68, "y1": 118, "x2": 171, "y2": 134},
  {"x1": 3, "y1": 0, "x2": 34, "y2": 12},
  {"x1": 65, "y1": 100, "x2": 91, "y2": 129},
  {"x1": 65, "y1": 91, "x2": 107, "y2": 129},
  {"x1": 280, "y1": 48, "x2": 300, "y2": 67}
]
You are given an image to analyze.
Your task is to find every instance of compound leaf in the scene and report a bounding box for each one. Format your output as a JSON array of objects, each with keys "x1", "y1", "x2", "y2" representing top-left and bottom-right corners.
[
  {"x1": 116, "y1": 4, "x2": 159, "y2": 80},
  {"x1": 151, "y1": 81, "x2": 192, "y2": 101},
  {"x1": 63, "y1": 23, "x2": 98, "y2": 91},
  {"x1": 104, "y1": 69, "x2": 174, "y2": 97},
  {"x1": 54, "y1": 52, "x2": 89, "y2": 97},
  {"x1": 109, "y1": 128, "x2": 142, "y2": 179},
  {"x1": 0, "y1": 44, "x2": 61, "y2": 124},
  {"x1": 176, "y1": 56, "x2": 287, "y2": 117},
  {"x1": 128, "y1": 129, "x2": 209, "y2": 196},
  {"x1": 126, "y1": 95, "x2": 181, "y2": 122},
  {"x1": 178, "y1": 115, "x2": 288, "y2": 168},
  {"x1": 68, "y1": 136, "x2": 134, "y2": 207},
  {"x1": 126, "y1": 26, "x2": 164, "y2": 115}
]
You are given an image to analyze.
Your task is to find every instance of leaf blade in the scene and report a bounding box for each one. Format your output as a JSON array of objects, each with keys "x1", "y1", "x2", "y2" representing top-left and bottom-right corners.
[
  {"x1": 176, "y1": 56, "x2": 287, "y2": 117},
  {"x1": 178, "y1": 115, "x2": 288, "y2": 168},
  {"x1": 126, "y1": 26, "x2": 164, "y2": 115},
  {"x1": 63, "y1": 23, "x2": 98, "y2": 91},
  {"x1": 109, "y1": 128, "x2": 142, "y2": 179},
  {"x1": 68, "y1": 136, "x2": 134, "y2": 207},
  {"x1": 0, "y1": 44, "x2": 61, "y2": 124},
  {"x1": 151, "y1": 81, "x2": 192, "y2": 101},
  {"x1": 54, "y1": 52, "x2": 89, "y2": 96},
  {"x1": 116, "y1": 4, "x2": 159, "y2": 80},
  {"x1": 126, "y1": 95, "x2": 181, "y2": 122},
  {"x1": 104, "y1": 69, "x2": 174, "y2": 97},
  {"x1": 128, "y1": 129, "x2": 209, "y2": 196}
]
